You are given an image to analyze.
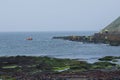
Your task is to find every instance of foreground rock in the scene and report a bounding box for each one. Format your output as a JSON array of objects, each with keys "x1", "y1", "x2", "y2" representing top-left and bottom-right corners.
[{"x1": 0, "y1": 56, "x2": 120, "y2": 80}]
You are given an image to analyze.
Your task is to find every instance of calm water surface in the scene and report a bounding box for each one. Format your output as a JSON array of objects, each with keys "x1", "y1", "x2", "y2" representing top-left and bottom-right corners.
[{"x1": 0, "y1": 31, "x2": 120, "y2": 63}]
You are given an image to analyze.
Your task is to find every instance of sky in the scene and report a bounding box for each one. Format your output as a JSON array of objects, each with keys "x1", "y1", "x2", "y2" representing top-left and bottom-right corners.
[{"x1": 0, "y1": 0, "x2": 120, "y2": 32}]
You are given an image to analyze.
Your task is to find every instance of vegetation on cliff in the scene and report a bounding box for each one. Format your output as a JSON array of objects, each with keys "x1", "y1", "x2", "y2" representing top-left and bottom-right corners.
[{"x1": 102, "y1": 16, "x2": 120, "y2": 33}]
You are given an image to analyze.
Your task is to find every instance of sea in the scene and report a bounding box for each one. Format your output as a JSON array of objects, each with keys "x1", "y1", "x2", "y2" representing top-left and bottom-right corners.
[{"x1": 0, "y1": 31, "x2": 120, "y2": 63}]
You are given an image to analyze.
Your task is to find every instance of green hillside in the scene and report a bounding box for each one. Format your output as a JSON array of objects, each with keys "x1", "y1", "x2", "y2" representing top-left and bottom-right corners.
[{"x1": 102, "y1": 16, "x2": 120, "y2": 33}]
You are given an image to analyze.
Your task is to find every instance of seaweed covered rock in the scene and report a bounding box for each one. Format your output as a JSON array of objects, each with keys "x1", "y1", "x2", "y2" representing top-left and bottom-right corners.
[
  {"x1": 92, "y1": 62, "x2": 116, "y2": 69},
  {"x1": 99, "y1": 56, "x2": 120, "y2": 62},
  {"x1": 0, "y1": 56, "x2": 120, "y2": 80},
  {"x1": 99, "y1": 56, "x2": 116, "y2": 61},
  {"x1": 70, "y1": 61, "x2": 92, "y2": 71}
]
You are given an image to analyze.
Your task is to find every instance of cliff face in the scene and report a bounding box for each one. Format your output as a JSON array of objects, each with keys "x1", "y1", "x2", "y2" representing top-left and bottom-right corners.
[{"x1": 102, "y1": 16, "x2": 120, "y2": 34}]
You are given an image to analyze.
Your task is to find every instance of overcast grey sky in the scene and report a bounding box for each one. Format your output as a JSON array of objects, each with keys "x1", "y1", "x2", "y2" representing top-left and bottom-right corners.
[{"x1": 0, "y1": 0, "x2": 120, "y2": 32}]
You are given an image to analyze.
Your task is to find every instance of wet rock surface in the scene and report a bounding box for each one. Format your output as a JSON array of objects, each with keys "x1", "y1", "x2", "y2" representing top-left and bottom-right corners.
[{"x1": 0, "y1": 56, "x2": 120, "y2": 80}]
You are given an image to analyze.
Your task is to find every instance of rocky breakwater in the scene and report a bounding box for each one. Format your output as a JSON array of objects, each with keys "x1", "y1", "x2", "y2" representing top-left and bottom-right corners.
[
  {"x1": 53, "y1": 35, "x2": 94, "y2": 42},
  {"x1": 91, "y1": 32, "x2": 120, "y2": 46},
  {"x1": 53, "y1": 33, "x2": 120, "y2": 46}
]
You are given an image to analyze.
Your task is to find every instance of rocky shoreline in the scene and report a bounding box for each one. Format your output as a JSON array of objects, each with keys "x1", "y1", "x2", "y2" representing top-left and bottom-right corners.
[
  {"x1": 53, "y1": 32, "x2": 120, "y2": 46},
  {"x1": 0, "y1": 56, "x2": 120, "y2": 80},
  {"x1": 53, "y1": 16, "x2": 120, "y2": 46}
]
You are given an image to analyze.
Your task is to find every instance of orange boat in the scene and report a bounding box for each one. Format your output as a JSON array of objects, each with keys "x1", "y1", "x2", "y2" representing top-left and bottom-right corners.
[{"x1": 26, "y1": 37, "x2": 33, "y2": 40}]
